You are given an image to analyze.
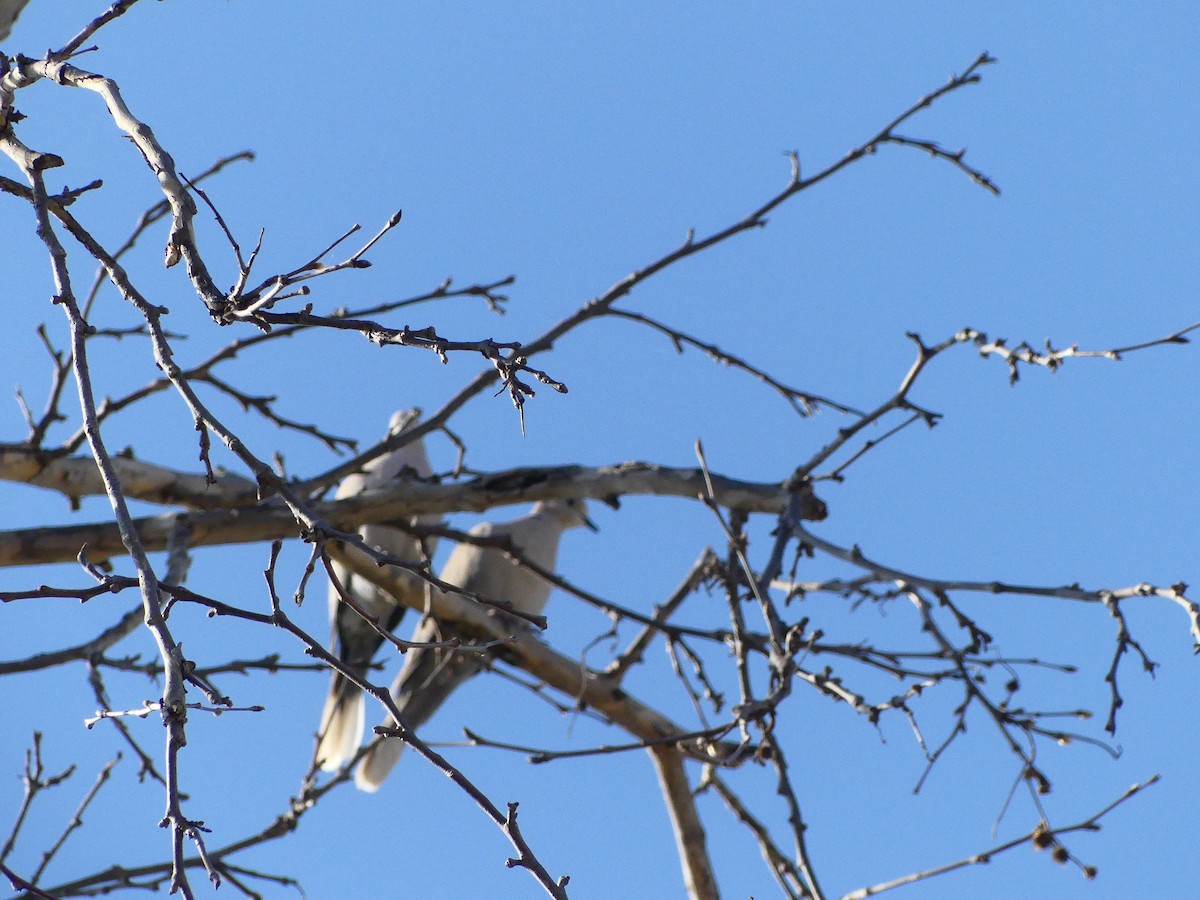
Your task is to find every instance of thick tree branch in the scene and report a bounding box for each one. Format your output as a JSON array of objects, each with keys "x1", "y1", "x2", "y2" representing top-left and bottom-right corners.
[
  {"x1": 0, "y1": 463, "x2": 827, "y2": 567},
  {"x1": 0, "y1": 448, "x2": 257, "y2": 509}
]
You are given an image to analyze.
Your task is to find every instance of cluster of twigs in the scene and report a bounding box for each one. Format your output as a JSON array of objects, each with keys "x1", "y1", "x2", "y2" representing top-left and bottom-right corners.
[{"x1": 0, "y1": 5, "x2": 1195, "y2": 899}]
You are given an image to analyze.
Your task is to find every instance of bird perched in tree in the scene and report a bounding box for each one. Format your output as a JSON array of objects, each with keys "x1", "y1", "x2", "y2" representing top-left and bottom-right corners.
[
  {"x1": 315, "y1": 410, "x2": 438, "y2": 772},
  {"x1": 355, "y1": 497, "x2": 597, "y2": 791}
]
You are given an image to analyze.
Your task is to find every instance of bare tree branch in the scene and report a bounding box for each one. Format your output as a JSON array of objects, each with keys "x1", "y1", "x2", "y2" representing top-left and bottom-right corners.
[
  {"x1": 0, "y1": 463, "x2": 828, "y2": 567},
  {"x1": 650, "y1": 745, "x2": 719, "y2": 900}
]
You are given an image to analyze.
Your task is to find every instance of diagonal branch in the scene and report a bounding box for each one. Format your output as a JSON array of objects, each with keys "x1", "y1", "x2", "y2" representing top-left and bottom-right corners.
[{"x1": 328, "y1": 541, "x2": 748, "y2": 766}]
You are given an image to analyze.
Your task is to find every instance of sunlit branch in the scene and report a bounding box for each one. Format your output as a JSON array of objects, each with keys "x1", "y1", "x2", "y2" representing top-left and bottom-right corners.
[{"x1": 0, "y1": 462, "x2": 828, "y2": 567}]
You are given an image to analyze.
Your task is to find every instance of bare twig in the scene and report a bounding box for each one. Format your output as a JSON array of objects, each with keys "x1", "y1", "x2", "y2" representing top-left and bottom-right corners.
[
  {"x1": 31, "y1": 754, "x2": 121, "y2": 884},
  {"x1": 840, "y1": 776, "x2": 1160, "y2": 899}
]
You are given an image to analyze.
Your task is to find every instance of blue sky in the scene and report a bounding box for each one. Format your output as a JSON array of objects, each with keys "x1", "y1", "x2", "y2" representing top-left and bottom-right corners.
[{"x1": 1, "y1": 3, "x2": 1198, "y2": 899}]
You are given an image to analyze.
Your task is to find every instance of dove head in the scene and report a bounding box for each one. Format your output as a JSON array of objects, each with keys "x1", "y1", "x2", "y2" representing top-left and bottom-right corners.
[
  {"x1": 532, "y1": 497, "x2": 598, "y2": 533},
  {"x1": 387, "y1": 408, "x2": 422, "y2": 435}
]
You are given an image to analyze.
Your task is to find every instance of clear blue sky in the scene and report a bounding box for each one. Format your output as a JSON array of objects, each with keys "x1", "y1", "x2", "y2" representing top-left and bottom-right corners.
[{"x1": 2, "y1": 3, "x2": 1198, "y2": 899}]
